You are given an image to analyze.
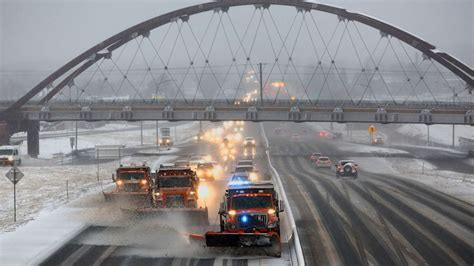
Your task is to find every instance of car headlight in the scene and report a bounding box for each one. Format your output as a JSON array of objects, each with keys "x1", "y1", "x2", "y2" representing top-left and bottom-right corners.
[{"x1": 116, "y1": 180, "x2": 124, "y2": 186}]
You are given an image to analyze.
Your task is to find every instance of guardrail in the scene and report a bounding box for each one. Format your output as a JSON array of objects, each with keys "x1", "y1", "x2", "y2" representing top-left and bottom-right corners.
[{"x1": 260, "y1": 123, "x2": 305, "y2": 266}]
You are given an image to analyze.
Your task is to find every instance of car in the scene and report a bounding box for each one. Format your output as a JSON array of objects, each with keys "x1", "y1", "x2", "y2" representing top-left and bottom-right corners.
[
  {"x1": 332, "y1": 132, "x2": 343, "y2": 140},
  {"x1": 319, "y1": 131, "x2": 330, "y2": 138},
  {"x1": 372, "y1": 136, "x2": 384, "y2": 145},
  {"x1": 229, "y1": 173, "x2": 251, "y2": 184},
  {"x1": 243, "y1": 137, "x2": 256, "y2": 148},
  {"x1": 233, "y1": 165, "x2": 258, "y2": 181},
  {"x1": 335, "y1": 160, "x2": 358, "y2": 179},
  {"x1": 196, "y1": 162, "x2": 217, "y2": 181},
  {"x1": 159, "y1": 163, "x2": 176, "y2": 169},
  {"x1": 310, "y1": 152, "x2": 322, "y2": 161},
  {"x1": 0, "y1": 145, "x2": 21, "y2": 166},
  {"x1": 315, "y1": 157, "x2": 332, "y2": 168}
]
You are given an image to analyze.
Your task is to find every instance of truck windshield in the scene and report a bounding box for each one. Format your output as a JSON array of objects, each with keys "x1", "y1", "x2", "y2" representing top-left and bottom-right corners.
[
  {"x1": 232, "y1": 196, "x2": 272, "y2": 210},
  {"x1": 119, "y1": 172, "x2": 145, "y2": 180},
  {"x1": 0, "y1": 149, "x2": 14, "y2": 155},
  {"x1": 158, "y1": 177, "x2": 192, "y2": 187}
]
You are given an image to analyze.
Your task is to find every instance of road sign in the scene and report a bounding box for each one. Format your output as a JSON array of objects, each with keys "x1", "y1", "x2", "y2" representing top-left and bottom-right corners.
[
  {"x1": 6, "y1": 166, "x2": 24, "y2": 185},
  {"x1": 368, "y1": 125, "x2": 377, "y2": 133}
]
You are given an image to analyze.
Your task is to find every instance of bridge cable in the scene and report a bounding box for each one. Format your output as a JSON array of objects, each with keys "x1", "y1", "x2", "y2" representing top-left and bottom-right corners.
[
  {"x1": 301, "y1": 13, "x2": 330, "y2": 105},
  {"x1": 354, "y1": 36, "x2": 383, "y2": 105},
  {"x1": 344, "y1": 21, "x2": 382, "y2": 107},
  {"x1": 219, "y1": 13, "x2": 245, "y2": 105},
  {"x1": 351, "y1": 23, "x2": 395, "y2": 105},
  {"x1": 354, "y1": 26, "x2": 398, "y2": 106},
  {"x1": 226, "y1": 10, "x2": 262, "y2": 103},
  {"x1": 73, "y1": 60, "x2": 105, "y2": 104},
  {"x1": 261, "y1": 9, "x2": 298, "y2": 104},
  {"x1": 109, "y1": 38, "x2": 146, "y2": 100},
  {"x1": 309, "y1": 13, "x2": 344, "y2": 105},
  {"x1": 396, "y1": 39, "x2": 439, "y2": 104},
  {"x1": 267, "y1": 10, "x2": 314, "y2": 104},
  {"x1": 387, "y1": 37, "x2": 423, "y2": 103}
]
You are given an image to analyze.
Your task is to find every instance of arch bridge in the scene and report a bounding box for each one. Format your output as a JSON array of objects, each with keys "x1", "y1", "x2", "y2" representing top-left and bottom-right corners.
[{"x1": 1, "y1": 0, "x2": 473, "y2": 156}]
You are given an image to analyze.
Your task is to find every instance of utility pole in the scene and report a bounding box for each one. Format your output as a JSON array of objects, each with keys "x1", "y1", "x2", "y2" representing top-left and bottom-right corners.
[
  {"x1": 140, "y1": 121, "x2": 144, "y2": 146},
  {"x1": 259, "y1": 63, "x2": 263, "y2": 105},
  {"x1": 156, "y1": 120, "x2": 159, "y2": 150},
  {"x1": 75, "y1": 121, "x2": 78, "y2": 151}
]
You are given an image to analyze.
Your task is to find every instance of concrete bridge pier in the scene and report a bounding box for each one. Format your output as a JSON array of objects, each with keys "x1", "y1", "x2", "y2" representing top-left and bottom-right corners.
[
  {"x1": 27, "y1": 121, "x2": 39, "y2": 158},
  {"x1": 0, "y1": 121, "x2": 11, "y2": 145}
]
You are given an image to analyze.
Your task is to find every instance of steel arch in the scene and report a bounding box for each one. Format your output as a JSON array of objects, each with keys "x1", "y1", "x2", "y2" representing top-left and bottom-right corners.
[{"x1": 5, "y1": 0, "x2": 473, "y2": 113}]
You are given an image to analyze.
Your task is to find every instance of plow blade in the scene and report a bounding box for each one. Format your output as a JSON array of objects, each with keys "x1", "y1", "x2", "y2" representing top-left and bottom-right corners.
[
  {"x1": 122, "y1": 207, "x2": 209, "y2": 225},
  {"x1": 205, "y1": 231, "x2": 281, "y2": 257}
]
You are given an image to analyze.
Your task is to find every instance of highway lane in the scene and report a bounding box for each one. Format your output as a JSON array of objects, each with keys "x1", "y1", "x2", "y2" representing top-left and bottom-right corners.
[
  {"x1": 263, "y1": 122, "x2": 473, "y2": 265},
  {"x1": 38, "y1": 124, "x2": 291, "y2": 266}
]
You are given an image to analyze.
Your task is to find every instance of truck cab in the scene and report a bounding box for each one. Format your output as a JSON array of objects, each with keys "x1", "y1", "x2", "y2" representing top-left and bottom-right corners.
[
  {"x1": 152, "y1": 168, "x2": 200, "y2": 208},
  {"x1": 0, "y1": 145, "x2": 21, "y2": 166},
  {"x1": 205, "y1": 181, "x2": 283, "y2": 257},
  {"x1": 104, "y1": 165, "x2": 152, "y2": 201},
  {"x1": 159, "y1": 136, "x2": 173, "y2": 148}
]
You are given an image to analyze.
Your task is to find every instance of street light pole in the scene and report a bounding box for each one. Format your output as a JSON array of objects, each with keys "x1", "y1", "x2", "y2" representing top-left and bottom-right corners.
[{"x1": 259, "y1": 63, "x2": 263, "y2": 105}]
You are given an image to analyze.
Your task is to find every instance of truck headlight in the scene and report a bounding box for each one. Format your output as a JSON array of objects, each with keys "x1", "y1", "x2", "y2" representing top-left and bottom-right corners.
[
  {"x1": 267, "y1": 221, "x2": 278, "y2": 228},
  {"x1": 8, "y1": 156, "x2": 14, "y2": 161}
]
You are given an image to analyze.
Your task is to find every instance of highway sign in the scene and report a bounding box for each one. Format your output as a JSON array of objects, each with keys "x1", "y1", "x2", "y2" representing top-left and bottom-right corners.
[
  {"x1": 5, "y1": 166, "x2": 24, "y2": 185},
  {"x1": 368, "y1": 125, "x2": 377, "y2": 133}
]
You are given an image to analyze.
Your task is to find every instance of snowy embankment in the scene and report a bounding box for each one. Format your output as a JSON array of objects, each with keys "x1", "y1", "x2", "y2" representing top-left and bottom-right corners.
[
  {"x1": 397, "y1": 124, "x2": 473, "y2": 147},
  {"x1": 0, "y1": 121, "x2": 200, "y2": 234},
  {"x1": 13, "y1": 121, "x2": 198, "y2": 159}
]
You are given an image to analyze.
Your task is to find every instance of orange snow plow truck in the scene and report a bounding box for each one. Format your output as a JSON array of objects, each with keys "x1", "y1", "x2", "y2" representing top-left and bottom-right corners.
[
  {"x1": 103, "y1": 165, "x2": 152, "y2": 202},
  {"x1": 205, "y1": 181, "x2": 283, "y2": 257},
  {"x1": 133, "y1": 167, "x2": 208, "y2": 225}
]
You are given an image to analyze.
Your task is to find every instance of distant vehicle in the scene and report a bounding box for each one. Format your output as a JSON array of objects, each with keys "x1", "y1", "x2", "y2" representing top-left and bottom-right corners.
[
  {"x1": 0, "y1": 145, "x2": 21, "y2": 166},
  {"x1": 236, "y1": 159, "x2": 254, "y2": 167},
  {"x1": 159, "y1": 163, "x2": 176, "y2": 169},
  {"x1": 315, "y1": 157, "x2": 332, "y2": 168},
  {"x1": 243, "y1": 137, "x2": 256, "y2": 148},
  {"x1": 159, "y1": 127, "x2": 173, "y2": 148},
  {"x1": 233, "y1": 165, "x2": 258, "y2": 181},
  {"x1": 197, "y1": 162, "x2": 217, "y2": 181},
  {"x1": 204, "y1": 181, "x2": 283, "y2": 257},
  {"x1": 310, "y1": 152, "x2": 322, "y2": 161},
  {"x1": 319, "y1": 131, "x2": 330, "y2": 138},
  {"x1": 335, "y1": 160, "x2": 359, "y2": 179},
  {"x1": 372, "y1": 136, "x2": 384, "y2": 145},
  {"x1": 332, "y1": 132, "x2": 343, "y2": 140},
  {"x1": 174, "y1": 160, "x2": 190, "y2": 168},
  {"x1": 229, "y1": 173, "x2": 251, "y2": 184},
  {"x1": 104, "y1": 165, "x2": 152, "y2": 201},
  {"x1": 189, "y1": 155, "x2": 206, "y2": 170}
]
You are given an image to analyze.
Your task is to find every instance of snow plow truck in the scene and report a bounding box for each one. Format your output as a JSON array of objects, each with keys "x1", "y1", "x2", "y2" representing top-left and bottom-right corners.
[
  {"x1": 128, "y1": 167, "x2": 209, "y2": 225},
  {"x1": 103, "y1": 164, "x2": 152, "y2": 203},
  {"x1": 205, "y1": 181, "x2": 283, "y2": 257}
]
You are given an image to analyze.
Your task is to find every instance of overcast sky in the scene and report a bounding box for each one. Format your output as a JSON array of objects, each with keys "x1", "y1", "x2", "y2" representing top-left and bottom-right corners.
[{"x1": 1, "y1": 0, "x2": 472, "y2": 72}]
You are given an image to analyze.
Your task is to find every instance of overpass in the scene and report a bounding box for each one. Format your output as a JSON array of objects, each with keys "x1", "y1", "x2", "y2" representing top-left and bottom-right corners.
[{"x1": 1, "y1": 0, "x2": 473, "y2": 157}]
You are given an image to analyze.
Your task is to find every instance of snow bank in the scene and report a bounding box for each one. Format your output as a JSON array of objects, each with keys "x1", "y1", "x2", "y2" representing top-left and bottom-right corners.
[{"x1": 397, "y1": 124, "x2": 474, "y2": 147}]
